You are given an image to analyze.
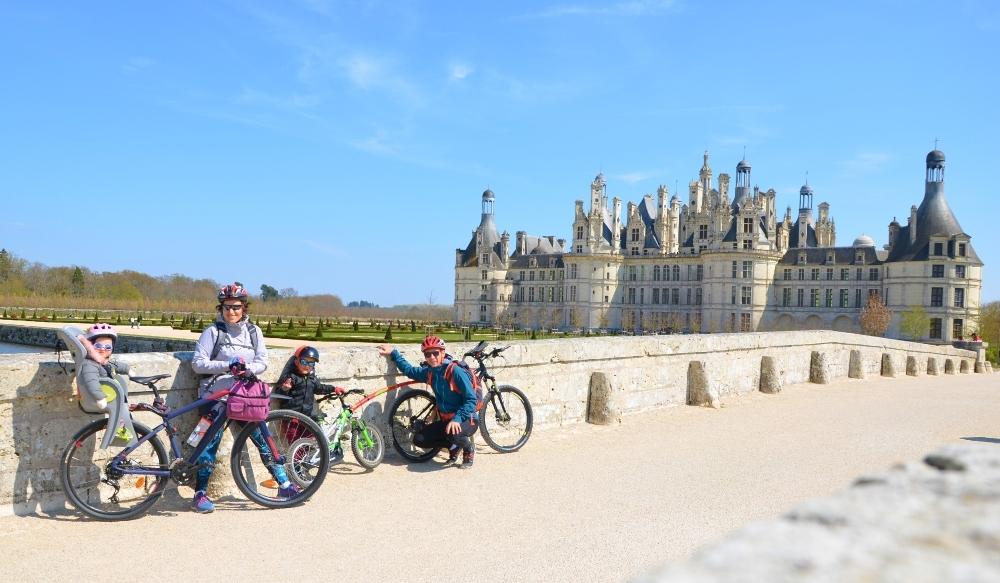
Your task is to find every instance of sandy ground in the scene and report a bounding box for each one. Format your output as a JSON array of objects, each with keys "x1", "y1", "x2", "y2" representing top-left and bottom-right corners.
[
  {"x1": 2, "y1": 372, "x2": 999, "y2": 582},
  {"x1": 0, "y1": 318, "x2": 374, "y2": 349}
]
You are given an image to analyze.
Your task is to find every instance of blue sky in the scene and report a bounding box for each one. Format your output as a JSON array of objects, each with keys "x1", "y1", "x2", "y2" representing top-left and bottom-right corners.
[{"x1": 1, "y1": 1, "x2": 998, "y2": 305}]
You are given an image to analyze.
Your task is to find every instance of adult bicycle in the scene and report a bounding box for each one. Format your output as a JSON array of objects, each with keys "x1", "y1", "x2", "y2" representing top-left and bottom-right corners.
[
  {"x1": 285, "y1": 388, "x2": 386, "y2": 487},
  {"x1": 389, "y1": 341, "x2": 532, "y2": 462},
  {"x1": 59, "y1": 374, "x2": 330, "y2": 520}
]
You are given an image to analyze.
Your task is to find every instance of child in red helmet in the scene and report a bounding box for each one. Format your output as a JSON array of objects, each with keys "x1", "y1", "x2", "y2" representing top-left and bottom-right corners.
[
  {"x1": 376, "y1": 336, "x2": 478, "y2": 468},
  {"x1": 275, "y1": 345, "x2": 346, "y2": 459}
]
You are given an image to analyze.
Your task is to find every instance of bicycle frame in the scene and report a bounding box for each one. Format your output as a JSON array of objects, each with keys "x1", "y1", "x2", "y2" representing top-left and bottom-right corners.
[{"x1": 107, "y1": 386, "x2": 284, "y2": 478}]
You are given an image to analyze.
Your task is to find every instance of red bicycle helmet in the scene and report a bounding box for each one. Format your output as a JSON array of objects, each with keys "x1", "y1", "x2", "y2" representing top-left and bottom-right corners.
[
  {"x1": 420, "y1": 335, "x2": 446, "y2": 353},
  {"x1": 218, "y1": 281, "x2": 250, "y2": 304}
]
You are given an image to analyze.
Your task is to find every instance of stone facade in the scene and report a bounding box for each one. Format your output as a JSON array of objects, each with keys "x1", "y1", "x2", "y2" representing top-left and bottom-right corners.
[{"x1": 455, "y1": 150, "x2": 983, "y2": 342}]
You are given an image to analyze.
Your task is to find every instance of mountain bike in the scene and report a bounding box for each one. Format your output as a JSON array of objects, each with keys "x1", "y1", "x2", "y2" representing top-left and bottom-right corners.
[
  {"x1": 285, "y1": 388, "x2": 386, "y2": 487},
  {"x1": 59, "y1": 374, "x2": 330, "y2": 521},
  {"x1": 389, "y1": 341, "x2": 532, "y2": 461}
]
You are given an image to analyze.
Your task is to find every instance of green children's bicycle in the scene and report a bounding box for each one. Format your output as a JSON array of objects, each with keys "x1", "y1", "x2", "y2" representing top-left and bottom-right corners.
[{"x1": 286, "y1": 388, "x2": 386, "y2": 486}]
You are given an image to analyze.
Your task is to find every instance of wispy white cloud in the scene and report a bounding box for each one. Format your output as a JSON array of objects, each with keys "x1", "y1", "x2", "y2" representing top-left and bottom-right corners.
[
  {"x1": 236, "y1": 88, "x2": 321, "y2": 111},
  {"x1": 301, "y1": 239, "x2": 345, "y2": 257},
  {"x1": 350, "y1": 130, "x2": 399, "y2": 156},
  {"x1": 449, "y1": 63, "x2": 474, "y2": 81},
  {"x1": 123, "y1": 57, "x2": 155, "y2": 74},
  {"x1": 842, "y1": 151, "x2": 891, "y2": 174},
  {"x1": 617, "y1": 171, "x2": 656, "y2": 184},
  {"x1": 527, "y1": 0, "x2": 678, "y2": 18}
]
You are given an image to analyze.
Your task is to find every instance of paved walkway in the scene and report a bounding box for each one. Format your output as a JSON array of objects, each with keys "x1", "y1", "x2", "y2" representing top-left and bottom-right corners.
[{"x1": 3, "y1": 373, "x2": 999, "y2": 582}]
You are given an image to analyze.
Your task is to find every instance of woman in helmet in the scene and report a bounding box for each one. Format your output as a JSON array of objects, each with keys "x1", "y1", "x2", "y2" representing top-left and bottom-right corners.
[
  {"x1": 76, "y1": 323, "x2": 129, "y2": 411},
  {"x1": 376, "y1": 336, "x2": 478, "y2": 468},
  {"x1": 275, "y1": 346, "x2": 346, "y2": 459},
  {"x1": 189, "y1": 281, "x2": 297, "y2": 513}
]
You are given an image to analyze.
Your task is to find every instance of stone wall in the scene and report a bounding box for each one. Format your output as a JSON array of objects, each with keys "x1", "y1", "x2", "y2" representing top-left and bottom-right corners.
[
  {"x1": 638, "y1": 443, "x2": 1000, "y2": 582},
  {"x1": 0, "y1": 330, "x2": 979, "y2": 516},
  {"x1": 0, "y1": 323, "x2": 198, "y2": 353}
]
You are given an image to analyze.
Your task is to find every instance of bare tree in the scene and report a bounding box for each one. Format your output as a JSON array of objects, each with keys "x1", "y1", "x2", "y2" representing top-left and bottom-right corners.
[{"x1": 860, "y1": 296, "x2": 892, "y2": 337}]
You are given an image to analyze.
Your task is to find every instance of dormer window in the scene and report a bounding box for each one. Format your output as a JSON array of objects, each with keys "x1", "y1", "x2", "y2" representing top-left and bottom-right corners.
[
  {"x1": 798, "y1": 252, "x2": 807, "y2": 265},
  {"x1": 630, "y1": 228, "x2": 640, "y2": 242},
  {"x1": 481, "y1": 253, "x2": 489, "y2": 266},
  {"x1": 576, "y1": 226, "x2": 584, "y2": 240},
  {"x1": 827, "y1": 252, "x2": 835, "y2": 264},
  {"x1": 855, "y1": 251, "x2": 865, "y2": 264},
  {"x1": 933, "y1": 242, "x2": 944, "y2": 256},
  {"x1": 529, "y1": 258, "x2": 537, "y2": 268},
  {"x1": 958, "y1": 242, "x2": 967, "y2": 257}
]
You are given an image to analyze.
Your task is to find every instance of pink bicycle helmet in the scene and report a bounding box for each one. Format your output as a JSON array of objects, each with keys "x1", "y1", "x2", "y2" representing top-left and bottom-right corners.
[
  {"x1": 218, "y1": 281, "x2": 250, "y2": 304},
  {"x1": 86, "y1": 323, "x2": 118, "y2": 341}
]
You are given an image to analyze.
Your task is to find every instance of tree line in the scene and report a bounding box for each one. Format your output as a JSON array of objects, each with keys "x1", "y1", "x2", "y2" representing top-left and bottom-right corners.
[{"x1": 0, "y1": 248, "x2": 451, "y2": 320}]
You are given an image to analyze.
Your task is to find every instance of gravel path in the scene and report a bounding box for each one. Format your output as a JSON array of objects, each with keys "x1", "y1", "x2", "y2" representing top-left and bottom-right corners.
[{"x1": 2, "y1": 372, "x2": 998, "y2": 582}]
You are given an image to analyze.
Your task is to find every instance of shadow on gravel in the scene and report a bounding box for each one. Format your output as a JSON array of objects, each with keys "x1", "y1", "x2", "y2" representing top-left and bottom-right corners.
[{"x1": 961, "y1": 436, "x2": 1000, "y2": 445}]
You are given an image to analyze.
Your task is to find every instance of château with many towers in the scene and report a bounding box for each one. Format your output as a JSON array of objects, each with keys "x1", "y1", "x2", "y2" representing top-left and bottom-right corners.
[{"x1": 455, "y1": 150, "x2": 983, "y2": 342}]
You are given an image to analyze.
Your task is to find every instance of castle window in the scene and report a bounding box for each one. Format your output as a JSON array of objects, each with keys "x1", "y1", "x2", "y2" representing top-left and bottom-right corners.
[
  {"x1": 731, "y1": 261, "x2": 738, "y2": 278},
  {"x1": 570, "y1": 286, "x2": 577, "y2": 302},
  {"x1": 933, "y1": 242, "x2": 943, "y2": 256},
  {"x1": 840, "y1": 289, "x2": 849, "y2": 308},
  {"x1": 799, "y1": 252, "x2": 807, "y2": 265},
  {"x1": 855, "y1": 252, "x2": 865, "y2": 264},
  {"x1": 827, "y1": 252, "x2": 835, "y2": 264},
  {"x1": 958, "y1": 243, "x2": 967, "y2": 257},
  {"x1": 811, "y1": 268, "x2": 820, "y2": 281},
  {"x1": 672, "y1": 288, "x2": 680, "y2": 305},
  {"x1": 954, "y1": 288, "x2": 965, "y2": 308},
  {"x1": 932, "y1": 265, "x2": 944, "y2": 278},
  {"x1": 740, "y1": 313, "x2": 752, "y2": 332},
  {"x1": 695, "y1": 288, "x2": 703, "y2": 305},
  {"x1": 698, "y1": 225, "x2": 708, "y2": 239},
  {"x1": 519, "y1": 271, "x2": 525, "y2": 281},
  {"x1": 686, "y1": 288, "x2": 692, "y2": 304},
  {"x1": 742, "y1": 261, "x2": 753, "y2": 279},
  {"x1": 742, "y1": 218, "x2": 753, "y2": 234},
  {"x1": 825, "y1": 289, "x2": 833, "y2": 307},
  {"x1": 576, "y1": 226, "x2": 584, "y2": 240},
  {"x1": 952, "y1": 319, "x2": 964, "y2": 339},
  {"x1": 929, "y1": 318, "x2": 942, "y2": 339},
  {"x1": 783, "y1": 269, "x2": 792, "y2": 281},
  {"x1": 697, "y1": 265, "x2": 704, "y2": 281},
  {"x1": 481, "y1": 270, "x2": 488, "y2": 280},
  {"x1": 826, "y1": 268, "x2": 834, "y2": 280},
  {"x1": 628, "y1": 266, "x2": 637, "y2": 281},
  {"x1": 550, "y1": 270, "x2": 556, "y2": 280},
  {"x1": 856, "y1": 268, "x2": 863, "y2": 280},
  {"x1": 528, "y1": 287, "x2": 535, "y2": 302},
  {"x1": 630, "y1": 228, "x2": 639, "y2": 242},
  {"x1": 855, "y1": 289, "x2": 862, "y2": 308},
  {"x1": 628, "y1": 288, "x2": 636, "y2": 304},
  {"x1": 931, "y1": 287, "x2": 943, "y2": 307},
  {"x1": 741, "y1": 286, "x2": 752, "y2": 305},
  {"x1": 569, "y1": 264, "x2": 578, "y2": 279},
  {"x1": 576, "y1": 245, "x2": 582, "y2": 253},
  {"x1": 672, "y1": 266, "x2": 680, "y2": 280},
  {"x1": 841, "y1": 268, "x2": 849, "y2": 280},
  {"x1": 549, "y1": 287, "x2": 555, "y2": 302},
  {"x1": 782, "y1": 288, "x2": 792, "y2": 306},
  {"x1": 652, "y1": 288, "x2": 660, "y2": 304},
  {"x1": 653, "y1": 266, "x2": 661, "y2": 281},
  {"x1": 742, "y1": 240, "x2": 752, "y2": 250},
  {"x1": 731, "y1": 286, "x2": 737, "y2": 305},
  {"x1": 869, "y1": 268, "x2": 879, "y2": 281},
  {"x1": 639, "y1": 288, "x2": 645, "y2": 304},
  {"x1": 810, "y1": 289, "x2": 820, "y2": 307},
  {"x1": 482, "y1": 253, "x2": 489, "y2": 265},
  {"x1": 955, "y1": 265, "x2": 966, "y2": 279},
  {"x1": 529, "y1": 271, "x2": 535, "y2": 281},
  {"x1": 539, "y1": 271, "x2": 545, "y2": 281},
  {"x1": 798, "y1": 268, "x2": 805, "y2": 280}
]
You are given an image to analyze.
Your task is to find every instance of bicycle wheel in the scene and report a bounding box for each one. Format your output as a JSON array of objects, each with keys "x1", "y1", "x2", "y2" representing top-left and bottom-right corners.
[
  {"x1": 60, "y1": 418, "x2": 169, "y2": 520},
  {"x1": 286, "y1": 437, "x2": 324, "y2": 488},
  {"x1": 351, "y1": 421, "x2": 385, "y2": 470},
  {"x1": 230, "y1": 410, "x2": 329, "y2": 508},
  {"x1": 479, "y1": 385, "x2": 533, "y2": 453},
  {"x1": 389, "y1": 388, "x2": 440, "y2": 462}
]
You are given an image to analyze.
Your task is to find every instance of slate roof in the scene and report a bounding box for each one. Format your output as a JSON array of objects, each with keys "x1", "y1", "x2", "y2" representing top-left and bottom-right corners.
[
  {"x1": 778, "y1": 245, "x2": 883, "y2": 265},
  {"x1": 886, "y1": 187, "x2": 980, "y2": 264}
]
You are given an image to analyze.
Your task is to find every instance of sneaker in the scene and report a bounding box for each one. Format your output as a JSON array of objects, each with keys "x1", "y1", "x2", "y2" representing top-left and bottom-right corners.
[
  {"x1": 445, "y1": 445, "x2": 460, "y2": 464},
  {"x1": 460, "y1": 449, "x2": 474, "y2": 469},
  {"x1": 278, "y1": 483, "x2": 302, "y2": 499},
  {"x1": 192, "y1": 491, "x2": 215, "y2": 513},
  {"x1": 330, "y1": 446, "x2": 344, "y2": 463}
]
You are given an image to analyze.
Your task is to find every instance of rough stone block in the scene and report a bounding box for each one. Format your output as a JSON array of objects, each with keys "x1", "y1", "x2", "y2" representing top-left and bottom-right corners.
[
  {"x1": 975, "y1": 361, "x2": 986, "y2": 374},
  {"x1": 927, "y1": 358, "x2": 939, "y2": 375},
  {"x1": 586, "y1": 371, "x2": 621, "y2": 425},
  {"x1": 881, "y1": 353, "x2": 896, "y2": 377},
  {"x1": 906, "y1": 355, "x2": 920, "y2": 377},
  {"x1": 686, "y1": 360, "x2": 719, "y2": 408},
  {"x1": 961, "y1": 360, "x2": 970, "y2": 374},
  {"x1": 848, "y1": 350, "x2": 865, "y2": 379},
  {"x1": 945, "y1": 359, "x2": 955, "y2": 374},
  {"x1": 758, "y1": 356, "x2": 781, "y2": 394},
  {"x1": 810, "y1": 351, "x2": 829, "y2": 384},
  {"x1": 987, "y1": 362, "x2": 994, "y2": 373}
]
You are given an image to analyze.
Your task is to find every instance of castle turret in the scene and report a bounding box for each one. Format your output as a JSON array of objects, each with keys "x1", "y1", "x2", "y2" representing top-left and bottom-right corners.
[{"x1": 611, "y1": 197, "x2": 622, "y2": 254}]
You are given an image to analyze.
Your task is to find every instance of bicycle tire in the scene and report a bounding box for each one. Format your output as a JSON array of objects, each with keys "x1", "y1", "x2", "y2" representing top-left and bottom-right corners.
[
  {"x1": 350, "y1": 421, "x2": 385, "y2": 470},
  {"x1": 230, "y1": 410, "x2": 329, "y2": 508},
  {"x1": 479, "y1": 384, "x2": 533, "y2": 453},
  {"x1": 286, "y1": 437, "x2": 324, "y2": 488},
  {"x1": 388, "y1": 388, "x2": 440, "y2": 462},
  {"x1": 60, "y1": 418, "x2": 169, "y2": 521}
]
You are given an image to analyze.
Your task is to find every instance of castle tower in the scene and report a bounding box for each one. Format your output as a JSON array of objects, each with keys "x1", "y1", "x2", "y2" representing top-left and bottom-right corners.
[
  {"x1": 797, "y1": 183, "x2": 814, "y2": 248},
  {"x1": 735, "y1": 158, "x2": 751, "y2": 205}
]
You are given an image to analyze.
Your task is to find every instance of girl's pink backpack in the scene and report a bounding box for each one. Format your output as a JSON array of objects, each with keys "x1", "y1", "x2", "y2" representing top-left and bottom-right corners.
[{"x1": 227, "y1": 379, "x2": 272, "y2": 422}]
